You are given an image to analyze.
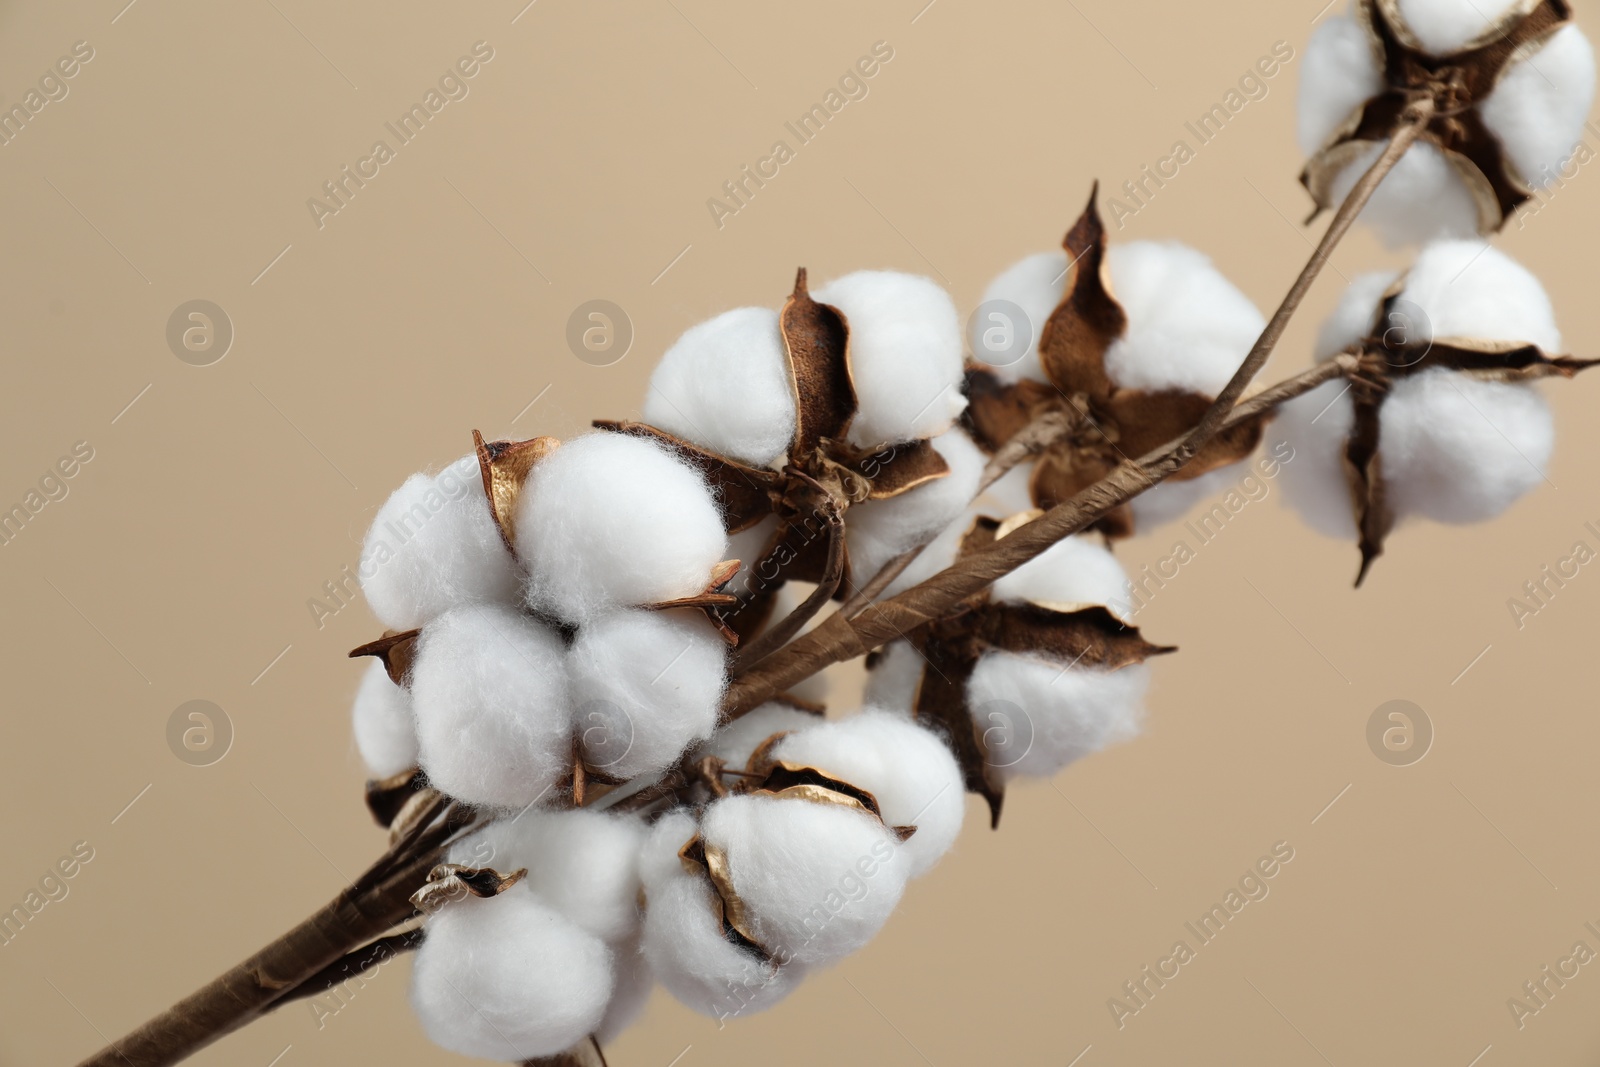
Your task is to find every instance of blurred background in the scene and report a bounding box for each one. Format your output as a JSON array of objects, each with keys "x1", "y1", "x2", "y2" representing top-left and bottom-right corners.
[{"x1": 3, "y1": 0, "x2": 1599, "y2": 1064}]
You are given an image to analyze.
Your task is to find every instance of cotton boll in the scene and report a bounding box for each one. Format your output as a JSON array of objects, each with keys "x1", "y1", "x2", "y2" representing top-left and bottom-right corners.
[
  {"x1": 971, "y1": 251, "x2": 1069, "y2": 385},
  {"x1": 812, "y1": 271, "x2": 967, "y2": 447},
  {"x1": 1315, "y1": 271, "x2": 1400, "y2": 359},
  {"x1": 991, "y1": 533, "x2": 1131, "y2": 620},
  {"x1": 1482, "y1": 26, "x2": 1596, "y2": 188},
  {"x1": 1397, "y1": 0, "x2": 1525, "y2": 55},
  {"x1": 410, "y1": 604, "x2": 572, "y2": 810},
  {"x1": 411, "y1": 886, "x2": 613, "y2": 1061},
  {"x1": 1401, "y1": 241, "x2": 1561, "y2": 352},
  {"x1": 351, "y1": 660, "x2": 418, "y2": 778},
  {"x1": 360, "y1": 455, "x2": 521, "y2": 631},
  {"x1": 863, "y1": 642, "x2": 925, "y2": 714},
  {"x1": 595, "y1": 940, "x2": 654, "y2": 1045},
  {"x1": 1297, "y1": 14, "x2": 1384, "y2": 154},
  {"x1": 1103, "y1": 241, "x2": 1266, "y2": 398},
  {"x1": 701, "y1": 794, "x2": 908, "y2": 967},
  {"x1": 518, "y1": 432, "x2": 729, "y2": 624},
  {"x1": 451, "y1": 809, "x2": 645, "y2": 944},
  {"x1": 640, "y1": 811, "x2": 805, "y2": 1019},
  {"x1": 699, "y1": 702, "x2": 821, "y2": 771},
  {"x1": 1327, "y1": 140, "x2": 1482, "y2": 247},
  {"x1": 771, "y1": 710, "x2": 965, "y2": 877},
  {"x1": 1275, "y1": 380, "x2": 1361, "y2": 540},
  {"x1": 567, "y1": 610, "x2": 726, "y2": 781},
  {"x1": 1379, "y1": 368, "x2": 1553, "y2": 523},
  {"x1": 966, "y1": 652, "x2": 1150, "y2": 781},
  {"x1": 643, "y1": 307, "x2": 797, "y2": 468},
  {"x1": 846, "y1": 429, "x2": 986, "y2": 583}
]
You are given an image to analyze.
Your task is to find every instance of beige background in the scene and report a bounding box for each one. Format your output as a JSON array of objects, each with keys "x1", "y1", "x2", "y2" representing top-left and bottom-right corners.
[{"x1": 3, "y1": 0, "x2": 1599, "y2": 1064}]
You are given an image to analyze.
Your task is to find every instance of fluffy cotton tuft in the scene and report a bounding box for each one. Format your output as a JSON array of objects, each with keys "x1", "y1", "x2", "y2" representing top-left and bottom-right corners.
[
  {"x1": 846, "y1": 429, "x2": 986, "y2": 583},
  {"x1": 1274, "y1": 379, "x2": 1361, "y2": 540},
  {"x1": 643, "y1": 307, "x2": 797, "y2": 468},
  {"x1": 596, "y1": 941, "x2": 654, "y2": 1045},
  {"x1": 1400, "y1": 240, "x2": 1561, "y2": 351},
  {"x1": 966, "y1": 653, "x2": 1150, "y2": 781},
  {"x1": 517, "y1": 433, "x2": 728, "y2": 625},
  {"x1": 1482, "y1": 25, "x2": 1596, "y2": 189},
  {"x1": 970, "y1": 251, "x2": 1069, "y2": 385},
  {"x1": 1331, "y1": 136, "x2": 1484, "y2": 248},
  {"x1": 863, "y1": 641, "x2": 927, "y2": 713},
  {"x1": 640, "y1": 811, "x2": 805, "y2": 1019},
  {"x1": 567, "y1": 610, "x2": 727, "y2": 781},
  {"x1": 699, "y1": 701, "x2": 822, "y2": 771},
  {"x1": 1397, "y1": 0, "x2": 1528, "y2": 55},
  {"x1": 991, "y1": 533, "x2": 1131, "y2": 621},
  {"x1": 1103, "y1": 241, "x2": 1266, "y2": 398},
  {"x1": 1130, "y1": 464, "x2": 1257, "y2": 531},
  {"x1": 351, "y1": 660, "x2": 418, "y2": 778},
  {"x1": 700, "y1": 794, "x2": 908, "y2": 966},
  {"x1": 409, "y1": 604, "x2": 572, "y2": 810},
  {"x1": 812, "y1": 271, "x2": 967, "y2": 448},
  {"x1": 1297, "y1": 14, "x2": 1384, "y2": 154},
  {"x1": 411, "y1": 887, "x2": 613, "y2": 1061},
  {"x1": 771, "y1": 709, "x2": 965, "y2": 877},
  {"x1": 451, "y1": 808, "x2": 646, "y2": 944},
  {"x1": 360, "y1": 455, "x2": 521, "y2": 631}
]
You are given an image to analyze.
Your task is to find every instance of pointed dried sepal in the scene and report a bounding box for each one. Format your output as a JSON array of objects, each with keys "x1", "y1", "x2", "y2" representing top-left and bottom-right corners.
[
  {"x1": 593, "y1": 419, "x2": 781, "y2": 534},
  {"x1": 1421, "y1": 338, "x2": 1600, "y2": 382},
  {"x1": 678, "y1": 835, "x2": 771, "y2": 960},
  {"x1": 364, "y1": 767, "x2": 427, "y2": 829},
  {"x1": 474, "y1": 429, "x2": 560, "y2": 551},
  {"x1": 410, "y1": 863, "x2": 529, "y2": 913},
  {"x1": 647, "y1": 558, "x2": 743, "y2": 612},
  {"x1": 853, "y1": 436, "x2": 952, "y2": 500},
  {"x1": 981, "y1": 604, "x2": 1177, "y2": 670},
  {"x1": 782, "y1": 267, "x2": 858, "y2": 457},
  {"x1": 349, "y1": 628, "x2": 422, "y2": 687},
  {"x1": 1037, "y1": 183, "x2": 1128, "y2": 402},
  {"x1": 1341, "y1": 384, "x2": 1394, "y2": 588},
  {"x1": 521, "y1": 1035, "x2": 609, "y2": 1067}
]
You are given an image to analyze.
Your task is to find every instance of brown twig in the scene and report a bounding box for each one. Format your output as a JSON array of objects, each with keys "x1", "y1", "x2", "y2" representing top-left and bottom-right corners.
[
  {"x1": 723, "y1": 100, "x2": 1433, "y2": 718},
  {"x1": 730, "y1": 505, "x2": 845, "y2": 671}
]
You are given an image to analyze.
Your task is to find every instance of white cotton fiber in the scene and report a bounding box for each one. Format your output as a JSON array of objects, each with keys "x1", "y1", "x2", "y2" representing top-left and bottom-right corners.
[
  {"x1": 360, "y1": 455, "x2": 521, "y2": 631},
  {"x1": 1379, "y1": 367, "x2": 1553, "y2": 523},
  {"x1": 596, "y1": 940, "x2": 654, "y2": 1044},
  {"x1": 991, "y1": 533, "x2": 1131, "y2": 620},
  {"x1": 1297, "y1": 14, "x2": 1384, "y2": 155},
  {"x1": 978, "y1": 463, "x2": 1036, "y2": 517},
  {"x1": 863, "y1": 641, "x2": 926, "y2": 714},
  {"x1": 568, "y1": 610, "x2": 727, "y2": 782},
  {"x1": 1315, "y1": 270, "x2": 1400, "y2": 358},
  {"x1": 451, "y1": 809, "x2": 646, "y2": 944},
  {"x1": 700, "y1": 793, "x2": 908, "y2": 967},
  {"x1": 409, "y1": 604, "x2": 572, "y2": 810},
  {"x1": 965, "y1": 652, "x2": 1150, "y2": 781},
  {"x1": 411, "y1": 885, "x2": 614, "y2": 1061},
  {"x1": 699, "y1": 701, "x2": 821, "y2": 771},
  {"x1": 640, "y1": 810, "x2": 805, "y2": 1019},
  {"x1": 846, "y1": 429, "x2": 986, "y2": 584},
  {"x1": 812, "y1": 271, "x2": 967, "y2": 448},
  {"x1": 1103, "y1": 242, "x2": 1265, "y2": 398},
  {"x1": 643, "y1": 307, "x2": 797, "y2": 468},
  {"x1": 771, "y1": 709, "x2": 964, "y2": 877},
  {"x1": 971, "y1": 251, "x2": 1070, "y2": 385},
  {"x1": 1328, "y1": 139, "x2": 1484, "y2": 247},
  {"x1": 1396, "y1": 0, "x2": 1526, "y2": 55},
  {"x1": 724, "y1": 515, "x2": 779, "y2": 602},
  {"x1": 351, "y1": 660, "x2": 418, "y2": 778},
  {"x1": 883, "y1": 513, "x2": 968, "y2": 598},
  {"x1": 1482, "y1": 25, "x2": 1596, "y2": 189},
  {"x1": 517, "y1": 432, "x2": 729, "y2": 625},
  {"x1": 1275, "y1": 379, "x2": 1361, "y2": 540},
  {"x1": 1400, "y1": 240, "x2": 1562, "y2": 351}
]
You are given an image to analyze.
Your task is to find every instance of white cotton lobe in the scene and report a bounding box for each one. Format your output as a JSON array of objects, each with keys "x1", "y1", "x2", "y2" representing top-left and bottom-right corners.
[
  {"x1": 1103, "y1": 241, "x2": 1267, "y2": 398},
  {"x1": 1396, "y1": 0, "x2": 1524, "y2": 55},
  {"x1": 517, "y1": 432, "x2": 728, "y2": 625},
  {"x1": 642, "y1": 307, "x2": 797, "y2": 468},
  {"x1": 351, "y1": 660, "x2": 418, "y2": 779},
  {"x1": 1315, "y1": 270, "x2": 1400, "y2": 358},
  {"x1": 1271, "y1": 380, "x2": 1361, "y2": 540},
  {"x1": 812, "y1": 271, "x2": 967, "y2": 448},
  {"x1": 411, "y1": 887, "x2": 613, "y2": 1061},
  {"x1": 1400, "y1": 240, "x2": 1561, "y2": 352},
  {"x1": 846, "y1": 429, "x2": 986, "y2": 583},
  {"x1": 1328, "y1": 140, "x2": 1483, "y2": 247},
  {"x1": 596, "y1": 940, "x2": 654, "y2": 1044},
  {"x1": 700, "y1": 794, "x2": 908, "y2": 967},
  {"x1": 991, "y1": 533, "x2": 1131, "y2": 621},
  {"x1": 971, "y1": 251, "x2": 1069, "y2": 385},
  {"x1": 1130, "y1": 464, "x2": 1259, "y2": 531},
  {"x1": 771, "y1": 709, "x2": 965, "y2": 877},
  {"x1": 863, "y1": 641, "x2": 926, "y2": 714},
  {"x1": 966, "y1": 653, "x2": 1150, "y2": 780},
  {"x1": 568, "y1": 610, "x2": 727, "y2": 782},
  {"x1": 640, "y1": 810, "x2": 805, "y2": 1019},
  {"x1": 1482, "y1": 25, "x2": 1596, "y2": 189},
  {"x1": 409, "y1": 604, "x2": 572, "y2": 810},
  {"x1": 1297, "y1": 14, "x2": 1384, "y2": 154},
  {"x1": 699, "y1": 701, "x2": 822, "y2": 771},
  {"x1": 360, "y1": 455, "x2": 521, "y2": 631}
]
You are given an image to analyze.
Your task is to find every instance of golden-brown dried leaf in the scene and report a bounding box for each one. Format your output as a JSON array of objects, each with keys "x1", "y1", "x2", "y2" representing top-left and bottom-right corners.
[
  {"x1": 1037, "y1": 184, "x2": 1127, "y2": 401},
  {"x1": 349, "y1": 629, "x2": 422, "y2": 687},
  {"x1": 782, "y1": 268, "x2": 857, "y2": 456},
  {"x1": 960, "y1": 369, "x2": 1061, "y2": 454},
  {"x1": 980, "y1": 604, "x2": 1177, "y2": 670},
  {"x1": 678, "y1": 835, "x2": 769, "y2": 959},
  {"x1": 474, "y1": 429, "x2": 560, "y2": 551},
  {"x1": 364, "y1": 767, "x2": 426, "y2": 829},
  {"x1": 855, "y1": 436, "x2": 952, "y2": 500},
  {"x1": 1106, "y1": 389, "x2": 1267, "y2": 482},
  {"x1": 410, "y1": 863, "x2": 528, "y2": 913}
]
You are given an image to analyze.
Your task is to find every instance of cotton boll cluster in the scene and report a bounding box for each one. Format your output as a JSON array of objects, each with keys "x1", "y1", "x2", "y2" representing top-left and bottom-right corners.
[
  {"x1": 846, "y1": 429, "x2": 985, "y2": 582},
  {"x1": 360, "y1": 454, "x2": 521, "y2": 631},
  {"x1": 350, "y1": 660, "x2": 417, "y2": 778},
  {"x1": 812, "y1": 270, "x2": 967, "y2": 448},
  {"x1": 517, "y1": 432, "x2": 729, "y2": 626}
]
